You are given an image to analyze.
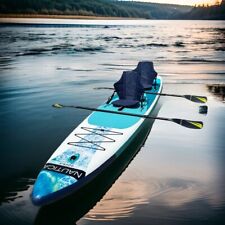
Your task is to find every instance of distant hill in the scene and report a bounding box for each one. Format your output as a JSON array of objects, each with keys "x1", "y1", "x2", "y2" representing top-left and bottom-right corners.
[
  {"x1": 0, "y1": 0, "x2": 192, "y2": 19},
  {"x1": 175, "y1": 0, "x2": 225, "y2": 20},
  {"x1": 109, "y1": 1, "x2": 192, "y2": 19}
]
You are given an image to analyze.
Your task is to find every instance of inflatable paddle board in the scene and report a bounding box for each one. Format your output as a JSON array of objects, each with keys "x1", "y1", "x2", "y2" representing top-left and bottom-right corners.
[{"x1": 31, "y1": 77, "x2": 162, "y2": 206}]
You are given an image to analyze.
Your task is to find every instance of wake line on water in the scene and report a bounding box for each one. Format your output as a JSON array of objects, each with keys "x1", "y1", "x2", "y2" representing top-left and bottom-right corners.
[{"x1": 14, "y1": 46, "x2": 105, "y2": 57}]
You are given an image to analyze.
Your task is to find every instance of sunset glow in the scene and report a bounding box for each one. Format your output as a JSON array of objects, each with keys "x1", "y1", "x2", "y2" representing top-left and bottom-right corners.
[{"x1": 139, "y1": 0, "x2": 222, "y2": 6}]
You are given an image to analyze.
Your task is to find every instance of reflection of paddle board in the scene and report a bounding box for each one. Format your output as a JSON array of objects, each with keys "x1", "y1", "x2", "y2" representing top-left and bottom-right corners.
[{"x1": 31, "y1": 77, "x2": 162, "y2": 206}]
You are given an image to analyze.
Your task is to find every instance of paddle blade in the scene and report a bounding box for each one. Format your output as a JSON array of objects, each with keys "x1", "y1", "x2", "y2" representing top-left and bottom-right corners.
[
  {"x1": 52, "y1": 103, "x2": 64, "y2": 108},
  {"x1": 184, "y1": 95, "x2": 207, "y2": 103},
  {"x1": 172, "y1": 119, "x2": 203, "y2": 129}
]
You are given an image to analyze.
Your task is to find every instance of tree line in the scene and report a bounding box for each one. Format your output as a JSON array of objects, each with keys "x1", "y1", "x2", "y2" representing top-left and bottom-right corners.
[
  {"x1": 0, "y1": 0, "x2": 192, "y2": 19},
  {"x1": 0, "y1": 0, "x2": 224, "y2": 20},
  {"x1": 177, "y1": 0, "x2": 225, "y2": 19}
]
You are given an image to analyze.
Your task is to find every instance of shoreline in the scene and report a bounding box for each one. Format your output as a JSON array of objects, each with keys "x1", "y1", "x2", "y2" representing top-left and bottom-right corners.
[{"x1": 0, "y1": 14, "x2": 140, "y2": 20}]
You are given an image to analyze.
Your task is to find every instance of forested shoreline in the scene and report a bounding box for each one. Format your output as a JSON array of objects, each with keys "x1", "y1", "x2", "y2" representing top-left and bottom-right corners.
[
  {"x1": 0, "y1": 0, "x2": 224, "y2": 20},
  {"x1": 0, "y1": 0, "x2": 191, "y2": 19}
]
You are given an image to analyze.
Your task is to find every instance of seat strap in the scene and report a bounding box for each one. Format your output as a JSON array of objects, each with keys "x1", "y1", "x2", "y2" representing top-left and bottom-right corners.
[
  {"x1": 141, "y1": 94, "x2": 144, "y2": 109},
  {"x1": 106, "y1": 91, "x2": 116, "y2": 104},
  {"x1": 118, "y1": 106, "x2": 125, "y2": 111},
  {"x1": 153, "y1": 78, "x2": 157, "y2": 90}
]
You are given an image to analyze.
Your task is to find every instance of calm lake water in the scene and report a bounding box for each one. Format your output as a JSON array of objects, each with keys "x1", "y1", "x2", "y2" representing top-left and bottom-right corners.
[{"x1": 0, "y1": 19, "x2": 225, "y2": 225}]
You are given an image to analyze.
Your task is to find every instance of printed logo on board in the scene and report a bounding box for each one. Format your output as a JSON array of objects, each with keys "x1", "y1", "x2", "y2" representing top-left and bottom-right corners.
[{"x1": 43, "y1": 163, "x2": 85, "y2": 180}]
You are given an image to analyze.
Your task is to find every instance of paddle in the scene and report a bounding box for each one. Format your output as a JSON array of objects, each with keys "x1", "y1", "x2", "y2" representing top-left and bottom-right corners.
[
  {"x1": 94, "y1": 87, "x2": 207, "y2": 103},
  {"x1": 146, "y1": 92, "x2": 207, "y2": 103},
  {"x1": 52, "y1": 103, "x2": 203, "y2": 129}
]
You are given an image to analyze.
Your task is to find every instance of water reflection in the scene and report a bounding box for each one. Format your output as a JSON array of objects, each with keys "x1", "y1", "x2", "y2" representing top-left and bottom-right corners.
[
  {"x1": 80, "y1": 178, "x2": 225, "y2": 225},
  {"x1": 0, "y1": 178, "x2": 34, "y2": 205},
  {"x1": 207, "y1": 84, "x2": 225, "y2": 102},
  {"x1": 85, "y1": 180, "x2": 149, "y2": 221}
]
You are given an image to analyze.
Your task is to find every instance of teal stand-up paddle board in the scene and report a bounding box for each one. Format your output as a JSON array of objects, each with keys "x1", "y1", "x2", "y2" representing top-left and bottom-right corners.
[{"x1": 31, "y1": 77, "x2": 163, "y2": 206}]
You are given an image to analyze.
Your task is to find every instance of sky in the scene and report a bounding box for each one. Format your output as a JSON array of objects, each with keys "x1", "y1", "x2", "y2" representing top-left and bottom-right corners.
[{"x1": 136, "y1": 0, "x2": 221, "y2": 6}]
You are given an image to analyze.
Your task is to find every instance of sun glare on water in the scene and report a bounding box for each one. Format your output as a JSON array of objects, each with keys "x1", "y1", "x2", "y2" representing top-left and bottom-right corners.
[{"x1": 141, "y1": 0, "x2": 222, "y2": 6}]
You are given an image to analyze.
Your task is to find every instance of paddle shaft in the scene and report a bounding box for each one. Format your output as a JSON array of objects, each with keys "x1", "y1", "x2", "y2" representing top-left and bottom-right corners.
[
  {"x1": 95, "y1": 88, "x2": 207, "y2": 103},
  {"x1": 146, "y1": 92, "x2": 184, "y2": 98},
  {"x1": 65, "y1": 105, "x2": 174, "y2": 122},
  {"x1": 53, "y1": 104, "x2": 203, "y2": 129},
  {"x1": 95, "y1": 87, "x2": 183, "y2": 97},
  {"x1": 96, "y1": 88, "x2": 198, "y2": 99}
]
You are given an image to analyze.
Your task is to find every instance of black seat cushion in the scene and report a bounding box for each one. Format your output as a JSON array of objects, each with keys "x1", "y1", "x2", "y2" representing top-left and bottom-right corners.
[
  {"x1": 112, "y1": 70, "x2": 144, "y2": 108},
  {"x1": 112, "y1": 99, "x2": 140, "y2": 107}
]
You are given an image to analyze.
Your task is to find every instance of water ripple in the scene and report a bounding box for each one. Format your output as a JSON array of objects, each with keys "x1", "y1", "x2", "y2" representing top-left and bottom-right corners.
[{"x1": 85, "y1": 180, "x2": 149, "y2": 221}]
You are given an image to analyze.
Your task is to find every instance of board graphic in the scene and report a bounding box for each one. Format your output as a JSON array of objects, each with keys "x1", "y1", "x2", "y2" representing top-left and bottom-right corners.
[{"x1": 32, "y1": 126, "x2": 122, "y2": 199}]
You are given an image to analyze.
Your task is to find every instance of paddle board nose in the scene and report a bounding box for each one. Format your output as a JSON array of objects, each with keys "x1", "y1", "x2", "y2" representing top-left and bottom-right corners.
[{"x1": 31, "y1": 170, "x2": 77, "y2": 205}]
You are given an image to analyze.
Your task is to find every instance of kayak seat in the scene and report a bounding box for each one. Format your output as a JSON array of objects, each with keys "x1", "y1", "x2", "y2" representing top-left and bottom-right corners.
[
  {"x1": 112, "y1": 70, "x2": 144, "y2": 108},
  {"x1": 134, "y1": 61, "x2": 157, "y2": 90}
]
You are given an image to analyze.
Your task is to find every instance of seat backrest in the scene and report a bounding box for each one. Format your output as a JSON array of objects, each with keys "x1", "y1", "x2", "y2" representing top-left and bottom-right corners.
[
  {"x1": 114, "y1": 71, "x2": 144, "y2": 101},
  {"x1": 134, "y1": 61, "x2": 157, "y2": 89}
]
